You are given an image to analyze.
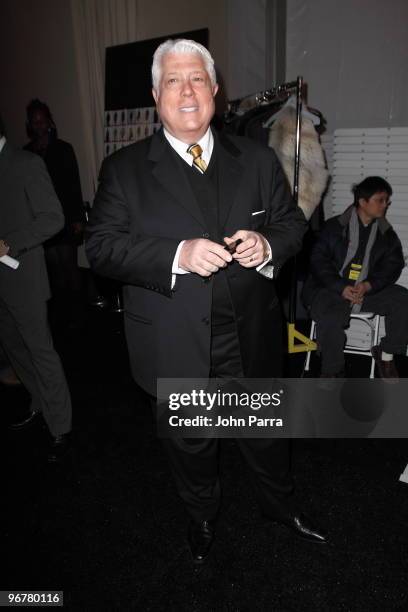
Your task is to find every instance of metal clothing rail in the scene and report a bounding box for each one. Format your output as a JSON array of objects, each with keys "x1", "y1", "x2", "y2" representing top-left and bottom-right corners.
[
  {"x1": 227, "y1": 79, "x2": 300, "y2": 114},
  {"x1": 228, "y1": 76, "x2": 317, "y2": 355},
  {"x1": 285, "y1": 77, "x2": 316, "y2": 354}
]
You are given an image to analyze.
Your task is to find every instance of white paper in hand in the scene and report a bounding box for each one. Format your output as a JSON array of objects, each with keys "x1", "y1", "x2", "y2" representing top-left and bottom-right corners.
[{"x1": 0, "y1": 255, "x2": 20, "y2": 269}]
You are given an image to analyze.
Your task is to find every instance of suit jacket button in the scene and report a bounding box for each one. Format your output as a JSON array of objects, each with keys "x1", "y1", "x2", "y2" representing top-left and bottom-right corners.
[
  {"x1": 201, "y1": 317, "x2": 209, "y2": 325},
  {"x1": 202, "y1": 232, "x2": 210, "y2": 238}
]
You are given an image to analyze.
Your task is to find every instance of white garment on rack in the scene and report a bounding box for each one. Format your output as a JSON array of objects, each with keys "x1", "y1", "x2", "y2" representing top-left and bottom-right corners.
[
  {"x1": 267, "y1": 105, "x2": 329, "y2": 220},
  {"x1": 263, "y1": 95, "x2": 321, "y2": 128}
]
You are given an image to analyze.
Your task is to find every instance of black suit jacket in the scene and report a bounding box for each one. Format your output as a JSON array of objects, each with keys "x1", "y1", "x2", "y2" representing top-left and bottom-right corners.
[
  {"x1": 0, "y1": 143, "x2": 64, "y2": 307},
  {"x1": 86, "y1": 129, "x2": 307, "y2": 394},
  {"x1": 24, "y1": 138, "x2": 84, "y2": 244}
]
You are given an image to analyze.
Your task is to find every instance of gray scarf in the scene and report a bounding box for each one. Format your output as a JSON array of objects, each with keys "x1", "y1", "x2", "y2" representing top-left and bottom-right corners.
[{"x1": 339, "y1": 207, "x2": 378, "y2": 313}]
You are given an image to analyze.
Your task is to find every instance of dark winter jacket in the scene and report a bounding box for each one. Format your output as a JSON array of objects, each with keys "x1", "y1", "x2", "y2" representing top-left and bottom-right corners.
[{"x1": 302, "y1": 205, "x2": 405, "y2": 307}]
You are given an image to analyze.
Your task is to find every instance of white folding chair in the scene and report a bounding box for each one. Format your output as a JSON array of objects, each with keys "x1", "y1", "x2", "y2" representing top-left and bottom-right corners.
[{"x1": 304, "y1": 312, "x2": 381, "y2": 378}]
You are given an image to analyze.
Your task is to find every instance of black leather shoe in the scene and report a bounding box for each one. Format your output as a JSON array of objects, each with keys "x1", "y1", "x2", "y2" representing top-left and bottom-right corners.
[
  {"x1": 9, "y1": 409, "x2": 41, "y2": 431},
  {"x1": 267, "y1": 512, "x2": 327, "y2": 544},
  {"x1": 188, "y1": 520, "x2": 215, "y2": 564},
  {"x1": 47, "y1": 433, "x2": 72, "y2": 463}
]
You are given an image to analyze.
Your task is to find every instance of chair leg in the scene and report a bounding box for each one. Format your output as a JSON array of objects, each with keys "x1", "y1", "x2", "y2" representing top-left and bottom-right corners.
[
  {"x1": 370, "y1": 354, "x2": 376, "y2": 379},
  {"x1": 304, "y1": 320, "x2": 316, "y2": 373},
  {"x1": 370, "y1": 314, "x2": 381, "y2": 379}
]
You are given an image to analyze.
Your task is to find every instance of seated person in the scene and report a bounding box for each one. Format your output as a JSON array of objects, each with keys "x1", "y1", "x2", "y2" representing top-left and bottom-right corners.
[{"x1": 302, "y1": 176, "x2": 408, "y2": 379}]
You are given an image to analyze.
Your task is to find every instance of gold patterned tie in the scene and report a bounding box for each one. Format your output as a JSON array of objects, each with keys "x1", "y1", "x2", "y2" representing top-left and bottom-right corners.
[{"x1": 187, "y1": 143, "x2": 207, "y2": 173}]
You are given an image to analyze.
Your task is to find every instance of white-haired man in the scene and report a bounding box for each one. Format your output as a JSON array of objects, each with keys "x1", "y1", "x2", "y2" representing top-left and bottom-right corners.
[{"x1": 87, "y1": 39, "x2": 326, "y2": 563}]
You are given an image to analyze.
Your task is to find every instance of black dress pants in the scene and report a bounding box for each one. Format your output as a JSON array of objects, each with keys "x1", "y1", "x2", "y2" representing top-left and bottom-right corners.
[
  {"x1": 0, "y1": 296, "x2": 72, "y2": 436},
  {"x1": 311, "y1": 284, "x2": 408, "y2": 375},
  {"x1": 45, "y1": 242, "x2": 83, "y2": 326},
  {"x1": 158, "y1": 328, "x2": 294, "y2": 523}
]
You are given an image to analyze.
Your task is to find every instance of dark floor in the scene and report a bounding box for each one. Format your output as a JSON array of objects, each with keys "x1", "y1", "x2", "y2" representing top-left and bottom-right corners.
[{"x1": 2, "y1": 303, "x2": 408, "y2": 611}]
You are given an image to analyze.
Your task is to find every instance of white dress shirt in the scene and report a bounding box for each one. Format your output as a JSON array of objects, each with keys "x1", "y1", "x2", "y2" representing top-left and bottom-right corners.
[
  {"x1": 0, "y1": 136, "x2": 6, "y2": 154},
  {"x1": 163, "y1": 127, "x2": 213, "y2": 172},
  {"x1": 163, "y1": 128, "x2": 273, "y2": 287},
  {"x1": 164, "y1": 128, "x2": 213, "y2": 284}
]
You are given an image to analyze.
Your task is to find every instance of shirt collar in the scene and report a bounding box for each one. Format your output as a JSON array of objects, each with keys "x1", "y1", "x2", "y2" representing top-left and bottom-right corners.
[
  {"x1": 0, "y1": 136, "x2": 6, "y2": 154},
  {"x1": 163, "y1": 127, "x2": 213, "y2": 167}
]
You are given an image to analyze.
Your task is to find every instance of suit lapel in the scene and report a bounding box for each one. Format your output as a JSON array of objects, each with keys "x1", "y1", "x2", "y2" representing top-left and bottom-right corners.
[
  {"x1": 148, "y1": 130, "x2": 206, "y2": 228},
  {"x1": 214, "y1": 131, "x2": 244, "y2": 229}
]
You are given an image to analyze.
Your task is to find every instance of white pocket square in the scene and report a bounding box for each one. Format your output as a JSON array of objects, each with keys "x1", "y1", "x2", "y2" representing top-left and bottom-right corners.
[{"x1": 251, "y1": 210, "x2": 266, "y2": 216}]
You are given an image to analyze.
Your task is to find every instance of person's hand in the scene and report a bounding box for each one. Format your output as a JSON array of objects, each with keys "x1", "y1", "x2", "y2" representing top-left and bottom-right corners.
[
  {"x1": 224, "y1": 230, "x2": 269, "y2": 268},
  {"x1": 342, "y1": 285, "x2": 362, "y2": 304},
  {"x1": 0, "y1": 240, "x2": 10, "y2": 258},
  {"x1": 353, "y1": 281, "x2": 371, "y2": 300},
  {"x1": 179, "y1": 238, "x2": 232, "y2": 277}
]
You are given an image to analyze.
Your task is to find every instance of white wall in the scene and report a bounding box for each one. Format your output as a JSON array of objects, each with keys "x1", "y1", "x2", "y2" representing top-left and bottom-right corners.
[
  {"x1": 286, "y1": 0, "x2": 408, "y2": 132},
  {"x1": 226, "y1": 0, "x2": 267, "y2": 100}
]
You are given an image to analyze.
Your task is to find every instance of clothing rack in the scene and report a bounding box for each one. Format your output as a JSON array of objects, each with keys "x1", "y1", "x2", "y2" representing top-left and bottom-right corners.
[
  {"x1": 228, "y1": 76, "x2": 316, "y2": 354},
  {"x1": 228, "y1": 79, "x2": 299, "y2": 113}
]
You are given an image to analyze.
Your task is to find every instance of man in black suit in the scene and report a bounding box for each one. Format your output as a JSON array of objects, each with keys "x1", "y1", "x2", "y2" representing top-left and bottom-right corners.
[
  {"x1": 24, "y1": 99, "x2": 85, "y2": 328},
  {"x1": 0, "y1": 114, "x2": 72, "y2": 461},
  {"x1": 86, "y1": 39, "x2": 326, "y2": 562}
]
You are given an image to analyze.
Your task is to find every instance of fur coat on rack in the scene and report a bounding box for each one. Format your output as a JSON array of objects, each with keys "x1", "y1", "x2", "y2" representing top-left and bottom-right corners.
[{"x1": 268, "y1": 106, "x2": 329, "y2": 220}]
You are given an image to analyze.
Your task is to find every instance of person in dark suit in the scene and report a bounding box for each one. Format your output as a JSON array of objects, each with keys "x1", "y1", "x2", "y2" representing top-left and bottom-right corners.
[
  {"x1": 24, "y1": 99, "x2": 85, "y2": 327},
  {"x1": 0, "y1": 113, "x2": 72, "y2": 461},
  {"x1": 86, "y1": 39, "x2": 326, "y2": 562}
]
